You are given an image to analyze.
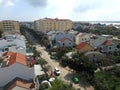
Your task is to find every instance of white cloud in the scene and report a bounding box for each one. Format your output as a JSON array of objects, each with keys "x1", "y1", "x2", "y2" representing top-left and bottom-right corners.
[{"x1": 0, "y1": 0, "x2": 14, "y2": 7}]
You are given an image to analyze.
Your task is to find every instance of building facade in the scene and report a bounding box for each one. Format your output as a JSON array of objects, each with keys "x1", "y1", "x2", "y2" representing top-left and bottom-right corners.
[
  {"x1": 34, "y1": 18, "x2": 72, "y2": 33},
  {"x1": 0, "y1": 20, "x2": 20, "y2": 33}
]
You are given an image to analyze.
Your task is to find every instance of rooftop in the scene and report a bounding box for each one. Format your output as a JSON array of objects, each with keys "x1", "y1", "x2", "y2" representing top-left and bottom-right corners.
[{"x1": 76, "y1": 42, "x2": 87, "y2": 50}]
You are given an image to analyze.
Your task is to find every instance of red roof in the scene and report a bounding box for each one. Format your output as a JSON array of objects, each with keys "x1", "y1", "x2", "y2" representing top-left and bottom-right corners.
[
  {"x1": 103, "y1": 40, "x2": 111, "y2": 46},
  {"x1": 59, "y1": 37, "x2": 72, "y2": 43},
  {"x1": 76, "y1": 42, "x2": 87, "y2": 50},
  {"x1": 2, "y1": 51, "x2": 14, "y2": 57},
  {"x1": 8, "y1": 52, "x2": 27, "y2": 66}
]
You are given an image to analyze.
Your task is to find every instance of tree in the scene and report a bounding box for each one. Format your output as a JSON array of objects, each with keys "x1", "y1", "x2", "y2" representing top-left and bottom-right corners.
[
  {"x1": 93, "y1": 67, "x2": 120, "y2": 90},
  {"x1": 61, "y1": 53, "x2": 98, "y2": 82},
  {"x1": 48, "y1": 79, "x2": 75, "y2": 90}
]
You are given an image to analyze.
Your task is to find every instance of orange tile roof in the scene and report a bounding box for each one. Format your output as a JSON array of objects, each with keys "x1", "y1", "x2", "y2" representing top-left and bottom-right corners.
[
  {"x1": 2, "y1": 51, "x2": 14, "y2": 62},
  {"x1": 103, "y1": 40, "x2": 111, "y2": 46},
  {"x1": 2, "y1": 51, "x2": 14, "y2": 57},
  {"x1": 8, "y1": 52, "x2": 27, "y2": 66},
  {"x1": 59, "y1": 37, "x2": 72, "y2": 43},
  {"x1": 76, "y1": 42, "x2": 87, "y2": 50}
]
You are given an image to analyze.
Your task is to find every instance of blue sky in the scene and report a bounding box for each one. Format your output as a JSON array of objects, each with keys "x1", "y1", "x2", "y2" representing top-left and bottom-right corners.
[{"x1": 0, "y1": 0, "x2": 120, "y2": 21}]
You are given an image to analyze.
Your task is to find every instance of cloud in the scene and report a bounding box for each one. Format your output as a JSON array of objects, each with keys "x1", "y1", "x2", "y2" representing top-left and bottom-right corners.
[
  {"x1": 24, "y1": 0, "x2": 48, "y2": 7},
  {"x1": 0, "y1": 0, "x2": 14, "y2": 7}
]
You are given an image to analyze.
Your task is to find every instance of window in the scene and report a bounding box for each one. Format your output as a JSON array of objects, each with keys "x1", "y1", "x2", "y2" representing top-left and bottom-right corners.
[
  {"x1": 109, "y1": 47, "x2": 111, "y2": 50},
  {"x1": 63, "y1": 43, "x2": 65, "y2": 46}
]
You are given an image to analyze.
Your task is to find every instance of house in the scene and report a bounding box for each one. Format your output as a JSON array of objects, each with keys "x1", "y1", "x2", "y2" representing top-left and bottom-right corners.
[
  {"x1": 4, "y1": 78, "x2": 34, "y2": 90},
  {"x1": 89, "y1": 36, "x2": 107, "y2": 49},
  {"x1": 58, "y1": 37, "x2": 73, "y2": 47},
  {"x1": 0, "y1": 34, "x2": 26, "y2": 57},
  {"x1": 1, "y1": 51, "x2": 27, "y2": 68},
  {"x1": 76, "y1": 42, "x2": 94, "y2": 53},
  {"x1": 46, "y1": 31, "x2": 57, "y2": 46},
  {"x1": 75, "y1": 33, "x2": 91, "y2": 45},
  {"x1": 54, "y1": 32, "x2": 75, "y2": 47},
  {"x1": 0, "y1": 63, "x2": 34, "y2": 88},
  {"x1": 85, "y1": 51, "x2": 105, "y2": 61},
  {"x1": 100, "y1": 40, "x2": 117, "y2": 54},
  {"x1": 0, "y1": 51, "x2": 34, "y2": 88}
]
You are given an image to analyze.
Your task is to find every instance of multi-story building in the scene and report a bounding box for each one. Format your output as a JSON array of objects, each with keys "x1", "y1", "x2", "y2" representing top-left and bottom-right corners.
[
  {"x1": 0, "y1": 20, "x2": 20, "y2": 33},
  {"x1": 34, "y1": 18, "x2": 72, "y2": 33}
]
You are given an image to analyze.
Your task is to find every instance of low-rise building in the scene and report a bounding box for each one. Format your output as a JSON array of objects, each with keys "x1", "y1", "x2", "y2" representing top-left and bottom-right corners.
[
  {"x1": 75, "y1": 33, "x2": 91, "y2": 45},
  {"x1": 85, "y1": 51, "x2": 105, "y2": 61},
  {"x1": 54, "y1": 32, "x2": 75, "y2": 47},
  {"x1": 0, "y1": 34, "x2": 26, "y2": 57},
  {"x1": 76, "y1": 42, "x2": 94, "y2": 53},
  {"x1": 100, "y1": 40, "x2": 117, "y2": 54}
]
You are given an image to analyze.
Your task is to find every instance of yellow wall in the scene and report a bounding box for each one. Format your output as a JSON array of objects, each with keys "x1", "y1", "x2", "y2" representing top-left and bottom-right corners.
[
  {"x1": 34, "y1": 18, "x2": 72, "y2": 32},
  {"x1": 77, "y1": 44, "x2": 94, "y2": 53},
  {"x1": 0, "y1": 20, "x2": 20, "y2": 33}
]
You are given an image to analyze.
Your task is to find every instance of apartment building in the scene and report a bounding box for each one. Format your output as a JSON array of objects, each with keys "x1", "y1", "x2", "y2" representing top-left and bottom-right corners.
[
  {"x1": 34, "y1": 18, "x2": 72, "y2": 33},
  {"x1": 0, "y1": 20, "x2": 20, "y2": 33}
]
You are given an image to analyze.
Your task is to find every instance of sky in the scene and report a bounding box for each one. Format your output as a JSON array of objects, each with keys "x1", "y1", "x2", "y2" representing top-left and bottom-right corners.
[{"x1": 0, "y1": 0, "x2": 120, "y2": 21}]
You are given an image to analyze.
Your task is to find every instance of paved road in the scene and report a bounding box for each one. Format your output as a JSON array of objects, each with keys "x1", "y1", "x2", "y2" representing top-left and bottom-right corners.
[{"x1": 36, "y1": 45, "x2": 94, "y2": 90}]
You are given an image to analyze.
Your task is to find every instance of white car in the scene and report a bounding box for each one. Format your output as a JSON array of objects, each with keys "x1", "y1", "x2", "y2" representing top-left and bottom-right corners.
[
  {"x1": 54, "y1": 67, "x2": 60, "y2": 76},
  {"x1": 49, "y1": 77, "x2": 55, "y2": 82}
]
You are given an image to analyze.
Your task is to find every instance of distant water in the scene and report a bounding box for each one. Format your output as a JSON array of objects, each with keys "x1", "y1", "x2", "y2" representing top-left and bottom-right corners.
[{"x1": 88, "y1": 21, "x2": 120, "y2": 25}]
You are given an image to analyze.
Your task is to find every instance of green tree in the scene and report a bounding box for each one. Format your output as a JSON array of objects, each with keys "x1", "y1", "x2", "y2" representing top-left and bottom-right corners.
[{"x1": 48, "y1": 79, "x2": 75, "y2": 90}]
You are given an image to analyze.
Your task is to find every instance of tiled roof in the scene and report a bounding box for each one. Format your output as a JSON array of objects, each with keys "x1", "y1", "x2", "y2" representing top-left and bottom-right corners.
[
  {"x1": 2, "y1": 51, "x2": 14, "y2": 57},
  {"x1": 102, "y1": 40, "x2": 111, "y2": 46},
  {"x1": 76, "y1": 42, "x2": 87, "y2": 50},
  {"x1": 8, "y1": 52, "x2": 27, "y2": 66},
  {"x1": 59, "y1": 37, "x2": 72, "y2": 43}
]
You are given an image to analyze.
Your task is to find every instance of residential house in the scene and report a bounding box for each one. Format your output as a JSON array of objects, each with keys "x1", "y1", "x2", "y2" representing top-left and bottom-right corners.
[
  {"x1": 76, "y1": 42, "x2": 94, "y2": 53},
  {"x1": 0, "y1": 63, "x2": 34, "y2": 88},
  {"x1": 0, "y1": 51, "x2": 34, "y2": 88},
  {"x1": 54, "y1": 32, "x2": 75, "y2": 47},
  {"x1": 1, "y1": 51, "x2": 27, "y2": 68},
  {"x1": 46, "y1": 31, "x2": 57, "y2": 46},
  {"x1": 100, "y1": 40, "x2": 117, "y2": 54},
  {"x1": 75, "y1": 33, "x2": 91, "y2": 45},
  {"x1": 4, "y1": 78, "x2": 34, "y2": 90},
  {"x1": 85, "y1": 51, "x2": 105, "y2": 61},
  {"x1": 89, "y1": 36, "x2": 107, "y2": 49},
  {"x1": 0, "y1": 34, "x2": 26, "y2": 57}
]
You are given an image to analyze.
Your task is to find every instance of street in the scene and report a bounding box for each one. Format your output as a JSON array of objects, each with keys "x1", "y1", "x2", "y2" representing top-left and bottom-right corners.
[{"x1": 36, "y1": 45, "x2": 94, "y2": 90}]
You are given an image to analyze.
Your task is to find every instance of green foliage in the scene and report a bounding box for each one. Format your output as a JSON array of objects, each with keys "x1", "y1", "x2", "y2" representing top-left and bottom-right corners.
[
  {"x1": 51, "y1": 47, "x2": 72, "y2": 59},
  {"x1": 48, "y1": 79, "x2": 75, "y2": 90},
  {"x1": 93, "y1": 67, "x2": 120, "y2": 90},
  {"x1": 36, "y1": 59, "x2": 48, "y2": 66},
  {"x1": 61, "y1": 53, "x2": 98, "y2": 81}
]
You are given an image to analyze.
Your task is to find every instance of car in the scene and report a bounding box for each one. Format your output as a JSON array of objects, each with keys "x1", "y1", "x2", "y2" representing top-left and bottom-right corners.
[
  {"x1": 49, "y1": 77, "x2": 55, "y2": 82},
  {"x1": 54, "y1": 67, "x2": 60, "y2": 76},
  {"x1": 72, "y1": 76, "x2": 79, "y2": 84}
]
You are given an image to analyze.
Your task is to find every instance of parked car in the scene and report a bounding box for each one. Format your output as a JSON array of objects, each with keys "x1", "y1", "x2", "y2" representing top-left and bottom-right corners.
[
  {"x1": 49, "y1": 77, "x2": 55, "y2": 82},
  {"x1": 72, "y1": 76, "x2": 79, "y2": 84},
  {"x1": 54, "y1": 67, "x2": 60, "y2": 76}
]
